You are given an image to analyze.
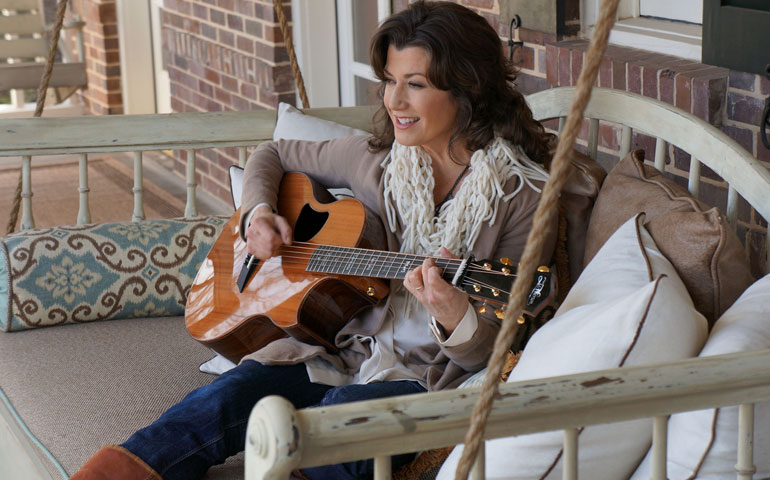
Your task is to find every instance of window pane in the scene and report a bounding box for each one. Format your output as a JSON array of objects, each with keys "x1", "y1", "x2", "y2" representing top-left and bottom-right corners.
[
  {"x1": 355, "y1": 76, "x2": 379, "y2": 106},
  {"x1": 725, "y1": 0, "x2": 770, "y2": 10},
  {"x1": 352, "y1": 1, "x2": 379, "y2": 64}
]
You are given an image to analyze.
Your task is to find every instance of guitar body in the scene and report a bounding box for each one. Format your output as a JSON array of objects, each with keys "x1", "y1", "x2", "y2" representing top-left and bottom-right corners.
[{"x1": 185, "y1": 172, "x2": 390, "y2": 363}]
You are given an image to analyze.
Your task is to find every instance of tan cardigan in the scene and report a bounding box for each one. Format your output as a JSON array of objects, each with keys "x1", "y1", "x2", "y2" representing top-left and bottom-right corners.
[{"x1": 239, "y1": 135, "x2": 556, "y2": 391}]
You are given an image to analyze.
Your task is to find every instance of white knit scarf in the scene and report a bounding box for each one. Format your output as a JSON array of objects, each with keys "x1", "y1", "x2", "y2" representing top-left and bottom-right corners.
[{"x1": 381, "y1": 136, "x2": 550, "y2": 257}]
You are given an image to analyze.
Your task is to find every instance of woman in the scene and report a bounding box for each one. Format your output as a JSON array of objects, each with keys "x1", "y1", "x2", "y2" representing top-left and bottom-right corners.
[{"x1": 71, "y1": 2, "x2": 556, "y2": 479}]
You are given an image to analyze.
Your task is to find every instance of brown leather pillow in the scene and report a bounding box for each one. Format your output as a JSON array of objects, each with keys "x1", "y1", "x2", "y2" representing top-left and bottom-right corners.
[
  {"x1": 584, "y1": 150, "x2": 754, "y2": 326},
  {"x1": 559, "y1": 150, "x2": 607, "y2": 286}
]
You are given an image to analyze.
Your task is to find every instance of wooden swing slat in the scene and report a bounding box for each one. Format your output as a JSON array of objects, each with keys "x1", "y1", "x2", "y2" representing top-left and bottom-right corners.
[
  {"x1": 587, "y1": 118, "x2": 600, "y2": 160},
  {"x1": 132, "y1": 151, "x2": 146, "y2": 222},
  {"x1": 0, "y1": 37, "x2": 47, "y2": 59},
  {"x1": 654, "y1": 137, "x2": 667, "y2": 172},
  {"x1": 736, "y1": 404, "x2": 756, "y2": 480},
  {"x1": 0, "y1": 62, "x2": 86, "y2": 90},
  {"x1": 0, "y1": 13, "x2": 42, "y2": 35},
  {"x1": 76, "y1": 153, "x2": 90, "y2": 225},
  {"x1": 726, "y1": 185, "x2": 739, "y2": 230},
  {"x1": 185, "y1": 149, "x2": 198, "y2": 218},
  {"x1": 3, "y1": 0, "x2": 42, "y2": 10},
  {"x1": 620, "y1": 125, "x2": 632, "y2": 158},
  {"x1": 651, "y1": 415, "x2": 669, "y2": 480},
  {"x1": 688, "y1": 158, "x2": 702, "y2": 198}
]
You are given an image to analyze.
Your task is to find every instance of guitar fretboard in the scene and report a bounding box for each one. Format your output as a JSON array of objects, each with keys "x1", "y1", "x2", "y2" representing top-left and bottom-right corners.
[{"x1": 306, "y1": 245, "x2": 455, "y2": 280}]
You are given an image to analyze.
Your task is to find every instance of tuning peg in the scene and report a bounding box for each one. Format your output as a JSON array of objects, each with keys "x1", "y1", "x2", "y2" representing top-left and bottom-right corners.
[
  {"x1": 517, "y1": 315, "x2": 526, "y2": 325},
  {"x1": 492, "y1": 288, "x2": 501, "y2": 297},
  {"x1": 478, "y1": 305, "x2": 487, "y2": 314},
  {"x1": 473, "y1": 284, "x2": 482, "y2": 293},
  {"x1": 483, "y1": 262, "x2": 492, "y2": 270},
  {"x1": 537, "y1": 265, "x2": 550, "y2": 273},
  {"x1": 366, "y1": 286, "x2": 376, "y2": 296},
  {"x1": 495, "y1": 309, "x2": 504, "y2": 319},
  {"x1": 502, "y1": 267, "x2": 512, "y2": 275},
  {"x1": 500, "y1": 257, "x2": 513, "y2": 266}
]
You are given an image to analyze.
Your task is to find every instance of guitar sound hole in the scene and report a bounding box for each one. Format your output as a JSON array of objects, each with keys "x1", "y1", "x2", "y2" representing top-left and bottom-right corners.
[{"x1": 294, "y1": 204, "x2": 329, "y2": 242}]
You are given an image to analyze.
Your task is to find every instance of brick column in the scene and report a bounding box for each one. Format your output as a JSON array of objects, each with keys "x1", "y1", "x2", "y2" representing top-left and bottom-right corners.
[
  {"x1": 69, "y1": 0, "x2": 123, "y2": 114},
  {"x1": 162, "y1": 0, "x2": 298, "y2": 202}
]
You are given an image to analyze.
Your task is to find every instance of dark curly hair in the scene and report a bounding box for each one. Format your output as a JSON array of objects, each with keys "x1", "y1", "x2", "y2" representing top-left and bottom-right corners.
[{"x1": 368, "y1": 1, "x2": 553, "y2": 167}]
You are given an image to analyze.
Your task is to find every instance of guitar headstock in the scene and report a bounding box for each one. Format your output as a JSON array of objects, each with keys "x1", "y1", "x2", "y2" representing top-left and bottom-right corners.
[{"x1": 460, "y1": 258, "x2": 556, "y2": 321}]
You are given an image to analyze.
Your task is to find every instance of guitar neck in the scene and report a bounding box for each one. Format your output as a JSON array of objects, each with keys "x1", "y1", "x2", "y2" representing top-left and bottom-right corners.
[{"x1": 305, "y1": 244, "x2": 460, "y2": 281}]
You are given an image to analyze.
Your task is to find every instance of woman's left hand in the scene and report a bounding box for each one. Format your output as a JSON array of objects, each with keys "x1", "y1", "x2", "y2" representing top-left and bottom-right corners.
[{"x1": 405, "y1": 247, "x2": 469, "y2": 336}]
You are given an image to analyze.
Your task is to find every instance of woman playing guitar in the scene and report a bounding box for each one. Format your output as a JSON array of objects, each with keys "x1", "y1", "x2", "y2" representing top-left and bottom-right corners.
[{"x1": 72, "y1": 2, "x2": 557, "y2": 479}]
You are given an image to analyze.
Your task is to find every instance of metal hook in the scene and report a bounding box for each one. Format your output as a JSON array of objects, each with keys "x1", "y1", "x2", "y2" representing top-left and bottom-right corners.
[
  {"x1": 508, "y1": 14, "x2": 523, "y2": 63},
  {"x1": 762, "y1": 64, "x2": 770, "y2": 150}
]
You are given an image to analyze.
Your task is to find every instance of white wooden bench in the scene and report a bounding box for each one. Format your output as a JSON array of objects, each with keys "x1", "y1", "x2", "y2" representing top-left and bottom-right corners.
[{"x1": 0, "y1": 87, "x2": 769, "y2": 479}]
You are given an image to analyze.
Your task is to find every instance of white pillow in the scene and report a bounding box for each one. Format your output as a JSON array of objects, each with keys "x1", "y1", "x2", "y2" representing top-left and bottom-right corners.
[
  {"x1": 630, "y1": 273, "x2": 770, "y2": 480},
  {"x1": 438, "y1": 214, "x2": 708, "y2": 480},
  {"x1": 272, "y1": 102, "x2": 368, "y2": 141}
]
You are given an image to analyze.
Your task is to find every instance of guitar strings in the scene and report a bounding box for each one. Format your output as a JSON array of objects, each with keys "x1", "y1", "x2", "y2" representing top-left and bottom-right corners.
[
  {"x1": 274, "y1": 246, "x2": 506, "y2": 285},
  {"x1": 272, "y1": 242, "x2": 515, "y2": 294},
  {"x1": 272, "y1": 252, "x2": 509, "y2": 297},
  {"x1": 269, "y1": 241, "x2": 517, "y2": 276},
  {"x1": 250, "y1": 242, "x2": 515, "y2": 296}
]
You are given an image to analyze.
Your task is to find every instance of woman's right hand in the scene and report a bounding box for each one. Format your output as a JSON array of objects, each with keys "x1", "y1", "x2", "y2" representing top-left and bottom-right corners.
[{"x1": 245, "y1": 205, "x2": 293, "y2": 260}]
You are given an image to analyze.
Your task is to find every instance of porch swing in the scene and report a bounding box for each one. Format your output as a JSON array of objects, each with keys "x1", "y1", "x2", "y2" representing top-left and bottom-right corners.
[
  {"x1": 1, "y1": 0, "x2": 770, "y2": 479},
  {"x1": 0, "y1": 0, "x2": 85, "y2": 109}
]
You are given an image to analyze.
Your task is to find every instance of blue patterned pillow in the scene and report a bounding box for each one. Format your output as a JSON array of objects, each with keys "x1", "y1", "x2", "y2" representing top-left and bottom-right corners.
[{"x1": 0, "y1": 216, "x2": 227, "y2": 332}]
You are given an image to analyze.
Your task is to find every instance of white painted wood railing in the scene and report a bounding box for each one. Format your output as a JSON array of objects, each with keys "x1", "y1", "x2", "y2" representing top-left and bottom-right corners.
[
  {"x1": 0, "y1": 106, "x2": 375, "y2": 229},
  {"x1": 245, "y1": 349, "x2": 770, "y2": 480}
]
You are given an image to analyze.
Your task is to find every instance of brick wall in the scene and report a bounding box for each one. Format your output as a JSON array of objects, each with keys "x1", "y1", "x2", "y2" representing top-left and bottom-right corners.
[
  {"x1": 161, "y1": 0, "x2": 297, "y2": 202},
  {"x1": 69, "y1": 0, "x2": 123, "y2": 114}
]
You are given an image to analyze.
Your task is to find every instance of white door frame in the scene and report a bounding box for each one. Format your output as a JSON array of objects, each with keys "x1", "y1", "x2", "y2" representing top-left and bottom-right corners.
[
  {"x1": 336, "y1": 0, "x2": 390, "y2": 106},
  {"x1": 291, "y1": 0, "x2": 340, "y2": 108},
  {"x1": 115, "y1": 0, "x2": 154, "y2": 114},
  {"x1": 292, "y1": 0, "x2": 391, "y2": 108},
  {"x1": 116, "y1": 0, "x2": 170, "y2": 114},
  {"x1": 149, "y1": 0, "x2": 171, "y2": 113}
]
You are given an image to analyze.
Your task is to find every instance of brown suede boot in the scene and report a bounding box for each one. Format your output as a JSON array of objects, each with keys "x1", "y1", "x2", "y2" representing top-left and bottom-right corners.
[{"x1": 70, "y1": 445, "x2": 161, "y2": 480}]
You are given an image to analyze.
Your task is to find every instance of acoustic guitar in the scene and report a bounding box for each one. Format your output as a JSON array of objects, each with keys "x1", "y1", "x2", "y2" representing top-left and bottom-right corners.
[{"x1": 185, "y1": 172, "x2": 554, "y2": 363}]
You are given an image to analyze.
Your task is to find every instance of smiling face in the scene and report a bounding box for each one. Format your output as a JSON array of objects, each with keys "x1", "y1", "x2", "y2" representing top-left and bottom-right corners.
[{"x1": 382, "y1": 45, "x2": 459, "y2": 157}]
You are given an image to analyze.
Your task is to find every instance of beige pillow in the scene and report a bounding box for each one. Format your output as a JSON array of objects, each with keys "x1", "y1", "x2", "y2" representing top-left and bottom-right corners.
[
  {"x1": 559, "y1": 150, "x2": 607, "y2": 286},
  {"x1": 584, "y1": 150, "x2": 754, "y2": 325}
]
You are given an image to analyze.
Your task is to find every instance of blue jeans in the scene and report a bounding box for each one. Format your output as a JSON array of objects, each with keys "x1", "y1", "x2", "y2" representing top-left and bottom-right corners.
[{"x1": 122, "y1": 360, "x2": 426, "y2": 480}]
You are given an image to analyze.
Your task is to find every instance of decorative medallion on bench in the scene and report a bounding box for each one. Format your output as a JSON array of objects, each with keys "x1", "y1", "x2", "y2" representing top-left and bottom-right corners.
[{"x1": 0, "y1": 216, "x2": 227, "y2": 332}]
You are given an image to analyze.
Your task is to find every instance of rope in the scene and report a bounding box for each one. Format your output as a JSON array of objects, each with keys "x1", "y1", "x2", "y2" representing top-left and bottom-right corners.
[
  {"x1": 6, "y1": 0, "x2": 71, "y2": 235},
  {"x1": 273, "y1": 0, "x2": 310, "y2": 109},
  {"x1": 453, "y1": 0, "x2": 622, "y2": 477}
]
